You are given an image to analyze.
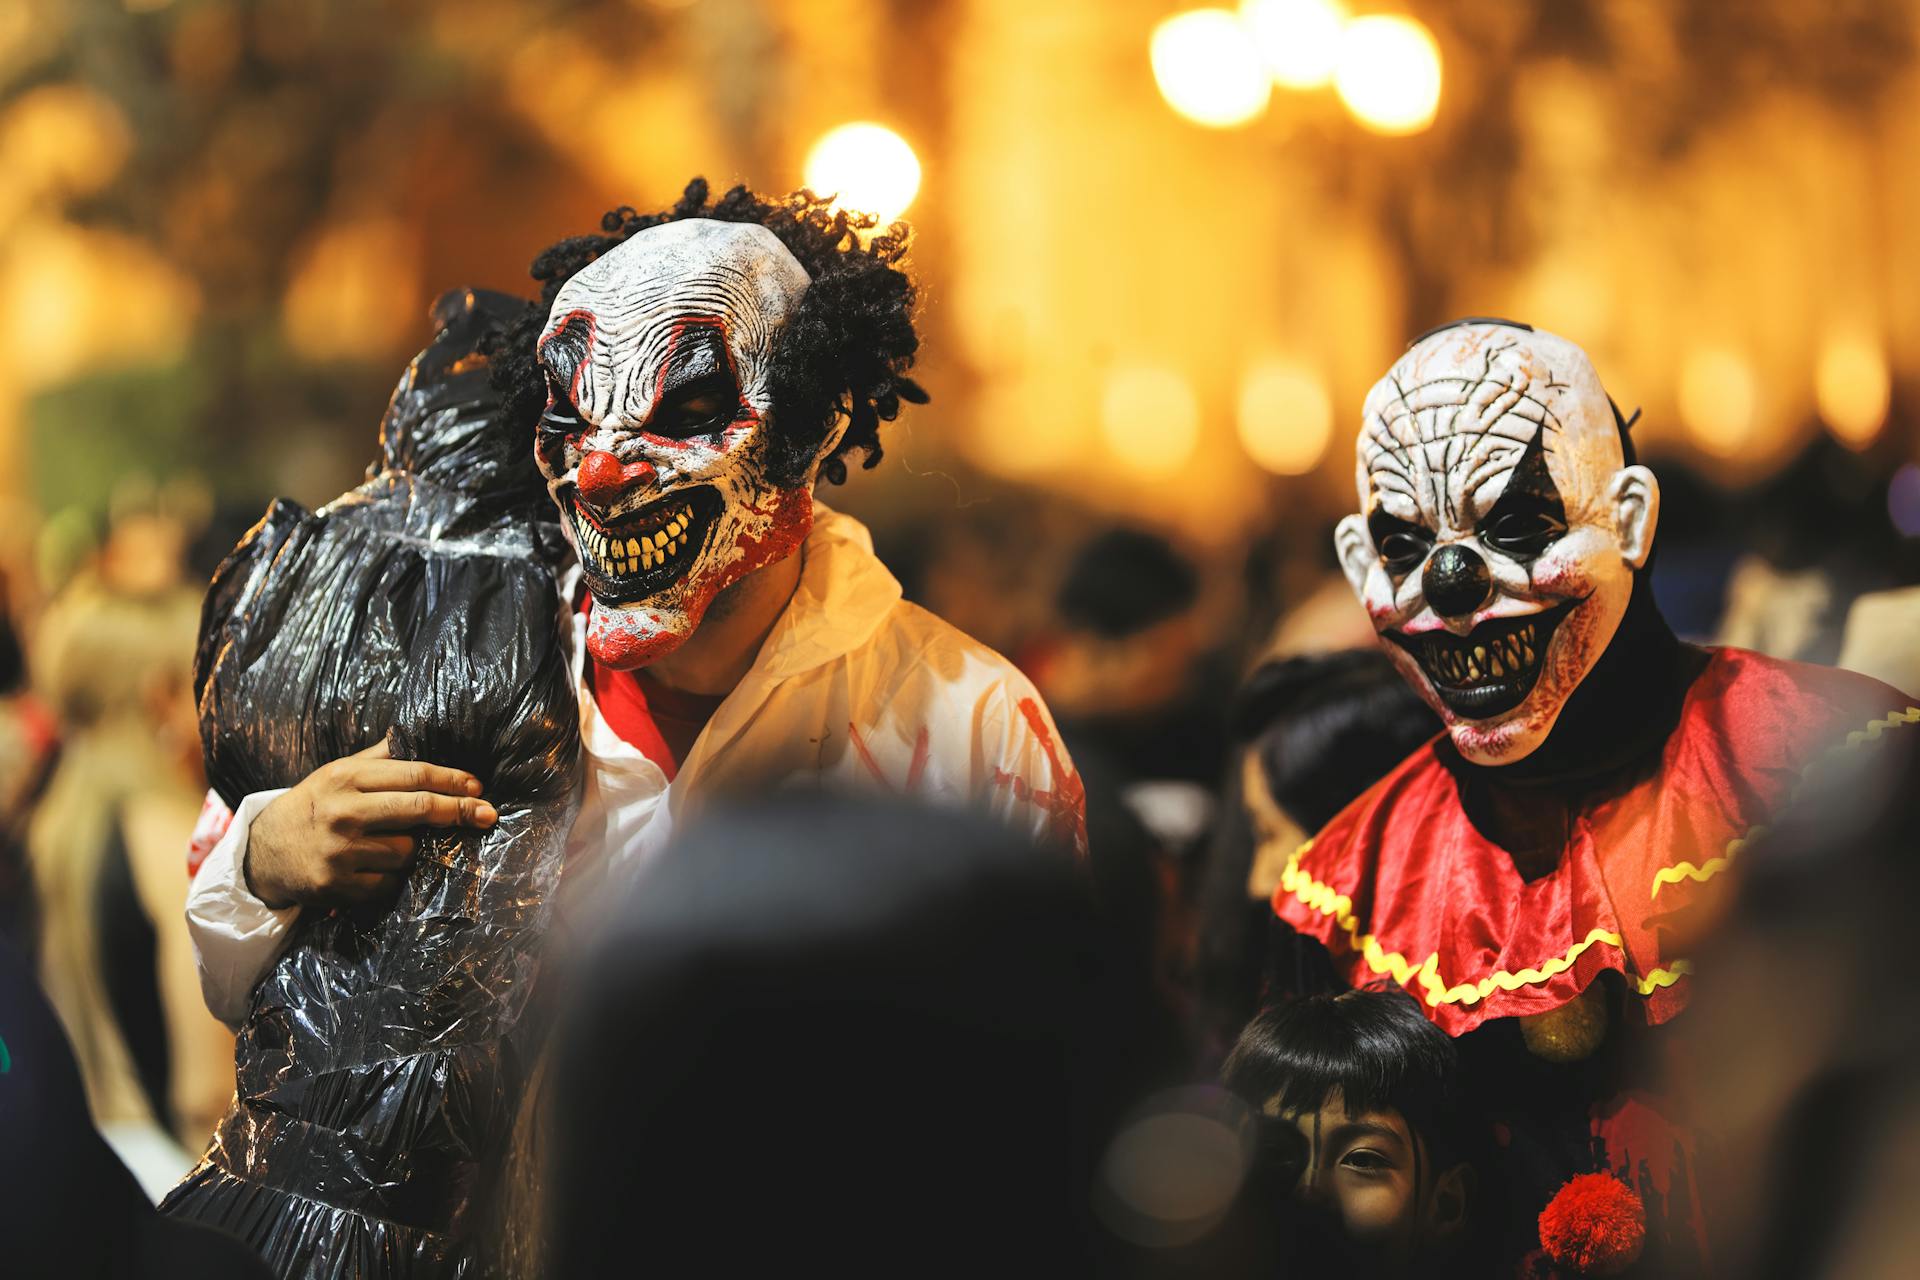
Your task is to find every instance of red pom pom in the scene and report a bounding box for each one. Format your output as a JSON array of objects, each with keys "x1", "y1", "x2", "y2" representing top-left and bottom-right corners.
[{"x1": 1537, "y1": 1173, "x2": 1646, "y2": 1276}]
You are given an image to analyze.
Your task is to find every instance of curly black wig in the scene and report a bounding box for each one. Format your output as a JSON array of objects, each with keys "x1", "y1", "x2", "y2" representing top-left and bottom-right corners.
[{"x1": 486, "y1": 177, "x2": 927, "y2": 487}]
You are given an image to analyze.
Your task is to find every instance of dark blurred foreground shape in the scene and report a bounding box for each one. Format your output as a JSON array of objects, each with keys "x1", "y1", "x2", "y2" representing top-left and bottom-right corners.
[
  {"x1": 0, "y1": 935, "x2": 270, "y2": 1279},
  {"x1": 544, "y1": 793, "x2": 1176, "y2": 1278},
  {"x1": 1673, "y1": 702, "x2": 1920, "y2": 1279}
]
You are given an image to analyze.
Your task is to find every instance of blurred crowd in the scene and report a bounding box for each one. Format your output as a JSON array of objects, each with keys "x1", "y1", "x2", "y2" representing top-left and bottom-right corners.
[{"x1": 0, "y1": 413, "x2": 1915, "y2": 1275}]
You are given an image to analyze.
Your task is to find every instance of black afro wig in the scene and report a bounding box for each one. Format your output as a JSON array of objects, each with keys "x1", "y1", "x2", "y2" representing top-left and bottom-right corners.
[{"x1": 486, "y1": 177, "x2": 927, "y2": 487}]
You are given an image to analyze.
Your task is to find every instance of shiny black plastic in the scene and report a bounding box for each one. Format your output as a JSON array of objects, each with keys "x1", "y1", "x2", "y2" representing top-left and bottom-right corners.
[{"x1": 161, "y1": 289, "x2": 580, "y2": 1278}]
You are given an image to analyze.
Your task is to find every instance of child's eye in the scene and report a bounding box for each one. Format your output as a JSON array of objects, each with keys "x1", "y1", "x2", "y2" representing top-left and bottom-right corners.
[{"x1": 1340, "y1": 1148, "x2": 1393, "y2": 1173}]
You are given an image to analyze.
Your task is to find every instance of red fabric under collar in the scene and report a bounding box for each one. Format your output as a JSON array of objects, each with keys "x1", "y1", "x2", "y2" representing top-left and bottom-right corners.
[
  {"x1": 577, "y1": 589, "x2": 725, "y2": 779},
  {"x1": 1273, "y1": 648, "x2": 1914, "y2": 1035}
]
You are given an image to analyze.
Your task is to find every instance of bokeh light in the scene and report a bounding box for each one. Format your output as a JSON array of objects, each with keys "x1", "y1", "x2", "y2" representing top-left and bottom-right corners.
[
  {"x1": 1101, "y1": 364, "x2": 1201, "y2": 474},
  {"x1": 804, "y1": 122, "x2": 922, "y2": 222},
  {"x1": 1150, "y1": 9, "x2": 1272, "y2": 130},
  {"x1": 1815, "y1": 330, "x2": 1891, "y2": 450},
  {"x1": 1334, "y1": 15, "x2": 1441, "y2": 136},
  {"x1": 282, "y1": 220, "x2": 422, "y2": 362},
  {"x1": 1677, "y1": 346, "x2": 1759, "y2": 458},
  {"x1": 1236, "y1": 359, "x2": 1333, "y2": 475},
  {"x1": 1240, "y1": 0, "x2": 1347, "y2": 90}
]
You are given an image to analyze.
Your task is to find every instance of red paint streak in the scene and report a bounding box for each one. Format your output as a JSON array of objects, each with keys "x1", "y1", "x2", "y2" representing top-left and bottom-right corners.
[
  {"x1": 848, "y1": 722, "x2": 890, "y2": 787},
  {"x1": 846, "y1": 723, "x2": 933, "y2": 794},
  {"x1": 991, "y1": 697, "x2": 1088, "y2": 854},
  {"x1": 732, "y1": 486, "x2": 812, "y2": 562},
  {"x1": 540, "y1": 308, "x2": 598, "y2": 411},
  {"x1": 632, "y1": 316, "x2": 758, "y2": 452},
  {"x1": 904, "y1": 727, "x2": 931, "y2": 792},
  {"x1": 186, "y1": 791, "x2": 234, "y2": 878}
]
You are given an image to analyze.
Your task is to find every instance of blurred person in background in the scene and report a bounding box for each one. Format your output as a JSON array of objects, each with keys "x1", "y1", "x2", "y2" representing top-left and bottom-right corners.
[
  {"x1": 26, "y1": 517, "x2": 235, "y2": 1199},
  {"x1": 542, "y1": 793, "x2": 1169, "y2": 1278},
  {"x1": 1714, "y1": 438, "x2": 1908, "y2": 665},
  {"x1": 1035, "y1": 526, "x2": 1230, "y2": 802},
  {"x1": 1027, "y1": 527, "x2": 1230, "y2": 1040},
  {"x1": 1195, "y1": 650, "x2": 1438, "y2": 1066},
  {"x1": 0, "y1": 565, "x2": 58, "y2": 948},
  {"x1": 0, "y1": 934, "x2": 271, "y2": 1279}
]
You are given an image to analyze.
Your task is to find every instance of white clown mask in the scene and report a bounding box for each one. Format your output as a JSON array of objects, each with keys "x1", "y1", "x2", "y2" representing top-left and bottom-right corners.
[
  {"x1": 1334, "y1": 321, "x2": 1660, "y2": 766},
  {"x1": 534, "y1": 219, "x2": 833, "y2": 670}
]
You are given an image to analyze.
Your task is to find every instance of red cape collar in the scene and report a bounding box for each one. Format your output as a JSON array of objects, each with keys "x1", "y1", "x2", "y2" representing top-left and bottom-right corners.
[{"x1": 1273, "y1": 648, "x2": 1917, "y2": 1035}]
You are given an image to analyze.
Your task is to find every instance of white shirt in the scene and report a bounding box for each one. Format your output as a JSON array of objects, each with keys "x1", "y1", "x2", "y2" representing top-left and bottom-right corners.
[{"x1": 186, "y1": 504, "x2": 1084, "y2": 1026}]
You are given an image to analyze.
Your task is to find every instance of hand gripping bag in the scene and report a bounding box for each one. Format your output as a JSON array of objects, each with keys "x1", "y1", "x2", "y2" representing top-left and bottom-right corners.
[{"x1": 161, "y1": 288, "x2": 581, "y2": 1278}]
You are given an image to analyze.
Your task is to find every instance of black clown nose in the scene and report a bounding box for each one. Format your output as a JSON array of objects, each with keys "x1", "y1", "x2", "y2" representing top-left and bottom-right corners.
[{"x1": 1423, "y1": 543, "x2": 1492, "y2": 617}]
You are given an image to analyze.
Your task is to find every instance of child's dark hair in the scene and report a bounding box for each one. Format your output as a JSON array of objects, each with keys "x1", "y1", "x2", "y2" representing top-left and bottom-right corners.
[
  {"x1": 1223, "y1": 989, "x2": 1463, "y2": 1162},
  {"x1": 485, "y1": 177, "x2": 928, "y2": 487}
]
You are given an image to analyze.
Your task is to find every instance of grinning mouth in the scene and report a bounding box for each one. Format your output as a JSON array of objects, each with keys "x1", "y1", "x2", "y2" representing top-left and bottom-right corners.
[
  {"x1": 565, "y1": 485, "x2": 722, "y2": 605},
  {"x1": 1385, "y1": 599, "x2": 1579, "y2": 720}
]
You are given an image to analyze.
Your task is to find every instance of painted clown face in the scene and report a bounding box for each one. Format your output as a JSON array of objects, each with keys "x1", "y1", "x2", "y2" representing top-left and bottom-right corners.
[
  {"x1": 1334, "y1": 322, "x2": 1660, "y2": 766},
  {"x1": 535, "y1": 219, "x2": 832, "y2": 669}
]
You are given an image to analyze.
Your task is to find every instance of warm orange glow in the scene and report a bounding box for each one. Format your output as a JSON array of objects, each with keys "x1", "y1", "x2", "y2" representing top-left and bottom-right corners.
[
  {"x1": 804, "y1": 122, "x2": 922, "y2": 222},
  {"x1": 2, "y1": 221, "x2": 198, "y2": 388},
  {"x1": 1334, "y1": 15, "x2": 1441, "y2": 136},
  {"x1": 1677, "y1": 347, "x2": 1759, "y2": 457},
  {"x1": 1237, "y1": 360, "x2": 1333, "y2": 475},
  {"x1": 1102, "y1": 365, "x2": 1200, "y2": 473},
  {"x1": 1151, "y1": 9, "x2": 1271, "y2": 129},
  {"x1": 0, "y1": 84, "x2": 132, "y2": 211},
  {"x1": 1240, "y1": 0, "x2": 1347, "y2": 90},
  {"x1": 1816, "y1": 331, "x2": 1890, "y2": 450},
  {"x1": 282, "y1": 220, "x2": 422, "y2": 361}
]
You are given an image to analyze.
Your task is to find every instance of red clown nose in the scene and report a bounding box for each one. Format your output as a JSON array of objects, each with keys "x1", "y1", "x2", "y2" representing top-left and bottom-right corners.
[{"x1": 577, "y1": 450, "x2": 657, "y2": 505}]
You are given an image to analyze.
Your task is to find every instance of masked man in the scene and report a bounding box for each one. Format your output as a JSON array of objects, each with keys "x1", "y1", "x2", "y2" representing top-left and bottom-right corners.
[
  {"x1": 185, "y1": 180, "x2": 1085, "y2": 1034},
  {"x1": 1266, "y1": 319, "x2": 1918, "y2": 1271}
]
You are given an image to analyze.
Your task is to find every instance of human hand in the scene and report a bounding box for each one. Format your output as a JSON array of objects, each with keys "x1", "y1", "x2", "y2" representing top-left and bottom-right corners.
[{"x1": 243, "y1": 739, "x2": 496, "y2": 909}]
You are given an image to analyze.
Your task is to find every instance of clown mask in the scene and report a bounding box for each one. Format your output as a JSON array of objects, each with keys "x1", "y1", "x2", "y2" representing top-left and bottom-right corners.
[
  {"x1": 1334, "y1": 321, "x2": 1660, "y2": 766},
  {"x1": 535, "y1": 220, "x2": 835, "y2": 669}
]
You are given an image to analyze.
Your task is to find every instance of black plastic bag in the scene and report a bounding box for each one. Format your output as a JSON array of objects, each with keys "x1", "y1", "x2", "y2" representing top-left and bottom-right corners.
[{"x1": 161, "y1": 289, "x2": 581, "y2": 1279}]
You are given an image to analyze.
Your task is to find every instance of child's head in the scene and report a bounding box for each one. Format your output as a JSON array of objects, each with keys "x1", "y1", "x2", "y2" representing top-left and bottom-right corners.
[{"x1": 1222, "y1": 989, "x2": 1474, "y2": 1275}]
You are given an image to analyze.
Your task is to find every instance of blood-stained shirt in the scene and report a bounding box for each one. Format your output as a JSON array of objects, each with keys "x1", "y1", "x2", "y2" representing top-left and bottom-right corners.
[{"x1": 186, "y1": 503, "x2": 1085, "y2": 1026}]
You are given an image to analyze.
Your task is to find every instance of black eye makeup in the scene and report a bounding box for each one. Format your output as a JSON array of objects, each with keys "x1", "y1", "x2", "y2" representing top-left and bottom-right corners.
[
  {"x1": 1480, "y1": 499, "x2": 1569, "y2": 559},
  {"x1": 1369, "y1": 509, "x2": 1435, "y2": 576}
]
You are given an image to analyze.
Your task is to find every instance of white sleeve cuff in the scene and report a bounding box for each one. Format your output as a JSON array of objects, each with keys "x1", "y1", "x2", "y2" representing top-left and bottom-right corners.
[{"x1": 185, "y1": 788, "x2": 298, "y2": 1029}]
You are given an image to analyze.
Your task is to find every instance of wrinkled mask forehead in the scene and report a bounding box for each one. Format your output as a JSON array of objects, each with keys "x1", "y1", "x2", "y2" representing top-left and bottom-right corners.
[
  {"x1": 1356, "y1": 323, "x2": 1622, "y2": 529},
  {"x1": 541, "y1": 219, "x2": 812, "y2": 429}
]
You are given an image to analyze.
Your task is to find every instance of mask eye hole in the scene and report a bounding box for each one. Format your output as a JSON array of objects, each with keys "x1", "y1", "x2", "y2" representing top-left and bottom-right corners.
[
  {"x1": 647, "y1": 375, "x2": 737, "y2": 440},
  {"x1": 542, "y1": 367, "x2": 580, "y2": 426},
  {"x1": 1369, "y1": 510, "x2": 1434, "y2": 576},
  {"x1": 1480, "y1": 505, "x2": 1568, "y2": 559}
]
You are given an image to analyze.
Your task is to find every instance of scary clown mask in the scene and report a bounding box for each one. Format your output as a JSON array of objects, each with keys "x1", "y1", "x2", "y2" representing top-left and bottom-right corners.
[
  {"x1": 1334, "y1": 321, "x2": 1660, "y2": 766},
  {"x1": 534, "y1": 219, "x2": 832, "y2": 669}
]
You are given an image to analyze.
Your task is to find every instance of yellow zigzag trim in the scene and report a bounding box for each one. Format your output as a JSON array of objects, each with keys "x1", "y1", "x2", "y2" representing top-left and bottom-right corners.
[
  {"x1": 1649, "y1": 705, "x2": 1920, "y2": 900},
  {"x1": 1284, "y1": 706, "x2": 1918, "y2": 1007},
  {"x1": 1649, "y1": 830, "x2": 1765, "y2": 900},
  {"x1": 1635, "y1": 962, "x2": 1693, "y2": 994},
  {"x1": 1281, "y1": 844, "x2": 1627, "y2": 1008}
]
